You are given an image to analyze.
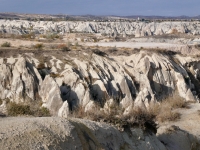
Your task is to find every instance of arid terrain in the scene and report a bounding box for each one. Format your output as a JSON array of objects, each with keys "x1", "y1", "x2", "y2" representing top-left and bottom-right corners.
[{"x1": 1, "y1": 18, "x2": 200, "y2": 149}]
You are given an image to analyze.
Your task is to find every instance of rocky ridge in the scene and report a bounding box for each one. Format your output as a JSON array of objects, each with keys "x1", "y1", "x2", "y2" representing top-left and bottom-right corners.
[
  {"x1": 0, "y1": 49, "x2": 200, "y2": 116},
  {"x1": 1, "y1": 20, "x2": 200, "y2": 37}
]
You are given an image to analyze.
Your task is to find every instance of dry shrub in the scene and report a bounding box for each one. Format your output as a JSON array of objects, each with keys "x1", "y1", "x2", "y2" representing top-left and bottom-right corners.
[
  {"x1": 37, "y1": 62, "x2": 46, "y2": 70},
  {"x1": 21, "y1": 33, "x2": 35, "y2": 39},
  {"x1": 33, "y1": 43, "x2": 44, "y2": 50},
  {"x1": 71, "y1": 104, "x2": 104, "y2": 121},
  {"x1": 152, "y1": 93, "x2": 187, "y2": 123},
  {"x1": 7, "y1": 102, "x2": 32, "y2": 116},
  {"x1": 50, "y1": 73, "x2": 63, "y2": 78},
  {"x1": 123, "y1": 107, "x2": 156, "y2": 130},
  {"x1": 1, "y1": 42, "x2": 11, "y2": 47},
  {"x1": 34, "y1": 107, "x2": 50, "y2": 117},
  {"x1": 162, "y1": 93, "x2": 188, "y2": 109},
  {"x1": 70, "y1": 92, "x2": 186, "y2": 130},
  {"x1": 157, "y1": 111, "x2": 180, "y2": 122},
  {"x1": 7, "y1": 99, "x2": 51, "y2": 117},
  {"x1": 57, "y1": 44, "x2": 70, "y2": 51},
  {"x1": 171, "y1": 28, "x2": 179, "y2": 34}
]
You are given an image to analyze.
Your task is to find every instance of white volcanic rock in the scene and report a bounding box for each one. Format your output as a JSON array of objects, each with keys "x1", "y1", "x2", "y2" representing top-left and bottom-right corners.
[
  {"x1": 1, "y1": 50, "x2": 200, "y2": 115},
  {"x1": 58, "y1": 101, "x2": 69, "y2": 118},
  {"x1": 39, "y1": 75, "x2": 63, "y2": 115},
  {"x1": 1, "y1": 20, "x2": 200, "y2": 37},
  {"x1": 0, "y1": 57, "x2": 41, "y2": 103}
]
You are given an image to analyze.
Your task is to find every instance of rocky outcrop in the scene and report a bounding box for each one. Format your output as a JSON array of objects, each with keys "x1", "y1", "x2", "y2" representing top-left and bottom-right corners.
[
  {"x1": 1, "y1": 20, "x2": 200, "y2": 37},
  {"x1": 0, "y1": 57, "x2": 41, "y2": 103},
  {"x1": 0, "y1": 50, "x2": 200, "y2": 115},
  {"x1": 0, "y1": 117, "x2": 199, "y2": 150}
]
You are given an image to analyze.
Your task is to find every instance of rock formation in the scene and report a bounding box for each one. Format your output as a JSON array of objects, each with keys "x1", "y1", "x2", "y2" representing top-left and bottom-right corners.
[
  {"x1": 0, "y1": 117, "x2": 199, "y2": 150},
  {"x1": 1, "y1": 20, "x2": 200, "y2": 37},
  {"x1": 0, "y1": 50, "x2": 200, "y2": 116}
]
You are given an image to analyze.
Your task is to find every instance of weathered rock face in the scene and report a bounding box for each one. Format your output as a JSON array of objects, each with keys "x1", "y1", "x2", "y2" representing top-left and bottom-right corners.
[
  {"x1": 0, "y1": 20, "x2": 200, "y2": 37},
  {"x1": 0, "y1": 50, "x2": 200, "y2": 115},
  {"x1": 0, "y1": 117, "x2": 199, "y2": 150},
  {"x1": 0, "y1": 57, "x2": 42, "y2": 103}
]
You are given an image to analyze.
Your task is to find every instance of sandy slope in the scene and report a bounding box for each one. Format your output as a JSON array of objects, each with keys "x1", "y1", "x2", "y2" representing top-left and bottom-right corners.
[{"x1": 158, "y1": 103, "x2": 200, "y2": 139}]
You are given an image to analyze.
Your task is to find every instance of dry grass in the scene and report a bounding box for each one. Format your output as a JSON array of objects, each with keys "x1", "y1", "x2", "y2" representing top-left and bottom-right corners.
[
  {"x1": 7, "y1": 102, "x2": 32, "y2": 116},
  {"x1": 69, "y1": 92, "x2": 187, "y2": 131},
  {"x1": 7, "y1": 100, "x2": 51, "y2": 117},
  {"x1": 151, "y1": 93, "x2": 187, "y2": 123},
  {"x1": 162, "y1": 93, "x2": 189, "y2": 109}
]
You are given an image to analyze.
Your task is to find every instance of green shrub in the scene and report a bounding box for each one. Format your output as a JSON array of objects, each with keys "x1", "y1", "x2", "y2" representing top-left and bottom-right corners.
[
  {"x1": 7, "y1": 102, "x2": 32, "y2": 116},
  {"x1": 1, "y1": 42, "x2": 11, "y2": 47}
]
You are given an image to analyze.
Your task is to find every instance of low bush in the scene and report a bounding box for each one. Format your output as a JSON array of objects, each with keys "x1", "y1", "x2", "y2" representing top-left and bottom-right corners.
[
  {"x1": 50, "y1": 73, "x2": 63, "y2": 78},
  {"x1": 157, "y1": 111, "x2": 180, "y2": 122},
  {"x1": 92, "y1": 49, "x2": 108, "y2": 57},
  {"x1": 7, "y1": 100, "x2": 51, "y2": 117},
  {"x1": 1, "y1": 42, "x2": 11, "y2": 47},
  {"x1": 37, "y1": 62, "x2": 46, "y2": 70},
  {"x1": 7, "y1": 102, "x2": 32, "y2": 116},
  {"x1": 57, "y1": 44, "x2": 70, "y2": 51},
  {"x1": 33, "y1": 43, "x2": 44, "y2": 50},
  {"x1": 72, "y1": 92, "x2": 188, "y2": 131},
  {"x1": 171, "y1": 28, "x2": 179, "y2": 34},
  {"x1": 34, "y1": 107, "x2": 50, "y2": 117}
]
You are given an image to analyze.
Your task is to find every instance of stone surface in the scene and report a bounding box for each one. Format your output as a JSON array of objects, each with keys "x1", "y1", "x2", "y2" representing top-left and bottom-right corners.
[
  {"x1": 0, "y1": 50, "x2": 200, "y2": 116},
  {"x1": 0, "y1": 117, "x2": 199, "y2": 150},
  {"x1": 0, "y1": 20, "x2": 200, "y2": 37}
]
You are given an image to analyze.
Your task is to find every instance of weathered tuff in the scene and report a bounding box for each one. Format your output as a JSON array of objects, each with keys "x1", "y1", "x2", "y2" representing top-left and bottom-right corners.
[
  {"x1": 1, "y1": 20, "x2": 200, "y2": 37},
  {"x1": 0, "y1": 50, "x2": 199, "y2": 115}
]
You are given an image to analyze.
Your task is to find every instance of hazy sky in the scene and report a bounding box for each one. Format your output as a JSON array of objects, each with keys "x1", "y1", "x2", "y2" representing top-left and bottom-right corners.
[{"x1": 0, "y1": 0, "x2": 199, "y2": 16}]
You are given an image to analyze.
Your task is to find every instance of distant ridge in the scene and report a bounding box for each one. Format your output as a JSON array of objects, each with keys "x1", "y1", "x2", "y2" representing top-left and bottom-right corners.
[{"x1": 0, "y1": 12, "x2": 200, "y2": 21}]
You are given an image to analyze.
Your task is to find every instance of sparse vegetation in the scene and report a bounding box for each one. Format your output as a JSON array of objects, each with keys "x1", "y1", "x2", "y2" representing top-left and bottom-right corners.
[
  {"x1": 50, "y1": 73, "x2": 63, "y2": 78},
  {"x1": 37, "y1": 62, "x2": 46, "y2": 70},
  {"x1": 7, "y1": 102, "x2": 32, "y2": 116},
  {"x1": 153, "y1": 93, "x2": 187, "y2": 122},
  {"x1": 33, "y1": 43, "x2": 44, "y2": 50},
  {"x1": 1, "y1": 42, "x2": 11, "y2": 47},
  {"x1": 34, "y1": 107, "x2": 51, "y2": 117},
  {"x1": 57, "y1": 44, "x2": 70, "y2": 51},
  {"x1": 171, "y1": 28, "x2": 179, "y2": 34},
  {"x1": 70, "y1": 92, "x2": 187, "y2": 131},
  {"x1": 7, "y1": 100, "x2": 50, "y2": 117},
  {"x1": 92, "y1": 49, "x2": 108, "y2": 57}
]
